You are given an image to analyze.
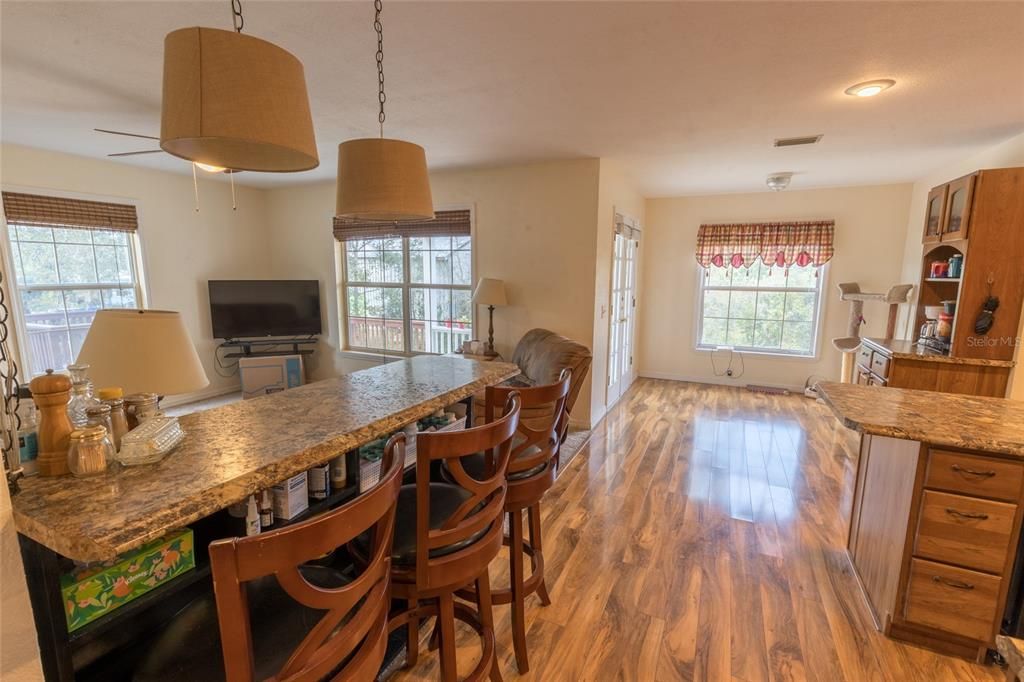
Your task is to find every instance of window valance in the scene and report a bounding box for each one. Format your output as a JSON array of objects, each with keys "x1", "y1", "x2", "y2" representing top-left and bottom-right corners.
[
  {"x1": 2, "y1": 191, "x2": 138, "y2": 232},
  {"x1": 695, "y1": 220, "x2": 834, "y2": 268},
  {"x1": 333, "y1": 209, "x2": 471, "y2": 242}
]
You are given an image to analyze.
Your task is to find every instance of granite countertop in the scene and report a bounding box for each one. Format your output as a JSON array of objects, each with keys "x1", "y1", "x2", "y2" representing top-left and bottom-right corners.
[
  {"x1": 817, "y1": 381, "x2": 1024, "y2": 457},
  {"x1": 13, "y1": 356, "x2": 520, "y2": 562},
  {"x1": 863, "y1": 337, "x2": 1015, "y2": 368}
]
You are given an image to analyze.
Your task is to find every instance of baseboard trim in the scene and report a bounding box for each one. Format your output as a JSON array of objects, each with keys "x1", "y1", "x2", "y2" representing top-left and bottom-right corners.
[
  {"x1": 160, "y1": 383, "x2": 241, "y2": 408},
  {"x1": 637, "y1": 370, "x2": 804, "y2": 394}
]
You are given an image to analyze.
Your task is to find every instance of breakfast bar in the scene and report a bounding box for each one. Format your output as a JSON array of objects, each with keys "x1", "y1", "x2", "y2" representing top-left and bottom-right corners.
[
  {"x1": 818, "y1": 382, "x2": 1024, "y2": 662},
  {"x1": 12, "y1": 356, "x2": 520, "y2": 681}
]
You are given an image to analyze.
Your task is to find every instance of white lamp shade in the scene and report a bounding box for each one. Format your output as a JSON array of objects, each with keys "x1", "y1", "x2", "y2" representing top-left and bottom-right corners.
[
  {"x1": 472, "y1": 278, "x2": 508, "y2": 306},
  {"x1": 160, "y1": 27, "x2": 319, "y2": 172},
  {"x1": 336, "y1": 138, "x2": 434, "y2": 221},
  {"x1": 76, "y1": 310, "x2": 209, "y2": 397}
]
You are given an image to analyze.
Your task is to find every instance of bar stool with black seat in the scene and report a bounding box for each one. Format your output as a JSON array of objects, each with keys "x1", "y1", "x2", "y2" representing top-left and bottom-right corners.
[
  {"x1": 134, "y1": 437, "x2": 405, "y2": 682},
  {"x1": 444, "y1": 369, "x2": 570, "y2": 674},
  {"x1": 366, "y1": 393, "x2": 521, "y2": 682}
]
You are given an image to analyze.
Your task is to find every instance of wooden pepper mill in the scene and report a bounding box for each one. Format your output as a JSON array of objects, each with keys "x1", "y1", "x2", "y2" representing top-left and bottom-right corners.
[{"x1": 29, "y1": 369, "x2": 73, "y2": 477}]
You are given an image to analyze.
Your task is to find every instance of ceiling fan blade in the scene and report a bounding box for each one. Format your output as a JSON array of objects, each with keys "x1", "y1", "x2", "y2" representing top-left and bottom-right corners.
[
  {"x1": 108, "y1": 150, "x2": 164, "y2": 157},
  {"x1": 94, "y1": 128, "x2": 160, "y2": 141}
]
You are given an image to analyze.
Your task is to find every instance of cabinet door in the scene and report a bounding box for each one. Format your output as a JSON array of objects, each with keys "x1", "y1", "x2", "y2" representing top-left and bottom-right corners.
[
  {"x1": 923, "y1": 185, "x2": 947, "y2": 243},
  {"x1": 942, "y1": 175, "x2": 975, "y2": 240}
]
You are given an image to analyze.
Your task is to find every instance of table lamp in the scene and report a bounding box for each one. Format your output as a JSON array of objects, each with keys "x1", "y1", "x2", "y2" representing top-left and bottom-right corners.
[
  {"x1": 472, "y1": 278, "x2": 507, "y2": 357},
  {"x1": 76, "y1": 310, "x2": 209, "y2": 397}
]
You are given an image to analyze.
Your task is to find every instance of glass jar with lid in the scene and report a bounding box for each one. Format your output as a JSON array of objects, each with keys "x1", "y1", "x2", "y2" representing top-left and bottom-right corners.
[
  {"x1": 67, "y1": 425, "x2": 115, "y2": 477},
  {"x1": 67, "y1": 381, "x2": 100, "y2": 428},
  {"x1": 124, "y1": 393, "x2": 160, "y2": 429},
  {"x1": 85, "y1": 404, "x2": 113, "y2": 441}
]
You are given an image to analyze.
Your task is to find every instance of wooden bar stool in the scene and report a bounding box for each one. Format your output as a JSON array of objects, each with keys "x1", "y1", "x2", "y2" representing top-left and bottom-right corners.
[
  {"x1": 444, "y1": 369, "x2": 571, "y2": 674},
  {"x1": 134, "y1": 439, "x2": 405, "y2": 682},
  {"x1": 364, "y1": 393, "x2": 521, "y2": 682}
]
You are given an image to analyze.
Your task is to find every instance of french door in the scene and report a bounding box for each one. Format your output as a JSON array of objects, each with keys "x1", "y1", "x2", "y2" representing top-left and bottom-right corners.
[{"x1": 607, "y1": 214, "x2": 641, "y2": 407}]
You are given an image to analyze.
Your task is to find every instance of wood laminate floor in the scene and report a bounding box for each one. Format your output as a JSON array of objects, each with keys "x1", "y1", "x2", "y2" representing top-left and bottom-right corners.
[{"x1": 392, "y1": 379, "x2": 1005, "y2": 681}]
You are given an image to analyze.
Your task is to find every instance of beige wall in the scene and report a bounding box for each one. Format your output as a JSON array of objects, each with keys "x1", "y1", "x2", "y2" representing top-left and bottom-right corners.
[
  {"x1": 0, "y1": 144, "x2": 272, "y2": 401},
  {"x1": 639, "y1": 184, "x2": 913, "y2": 390},
  {"x1": 592, "y1": 160, "x2": 645, "y2": 423},
  {"x1": 895, "y1": 131, "x2": 1024, "y2": 399},
  {"x1": 264, "y1": 158, "x2": 604, "y2": 425}
]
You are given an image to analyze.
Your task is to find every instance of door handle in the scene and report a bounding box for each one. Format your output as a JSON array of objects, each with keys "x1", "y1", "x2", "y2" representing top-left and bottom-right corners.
[
  {"x1": 932, "y1": 575, "x2": 974, "y2": 590},
  {"x1": 945, "y1": 508, "x2": 989, "y2": 521}
]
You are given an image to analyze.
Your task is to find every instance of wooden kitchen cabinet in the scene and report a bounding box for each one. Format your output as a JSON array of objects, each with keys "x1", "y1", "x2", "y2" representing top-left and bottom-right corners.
[
  {"x1": 942, "y1": 174, "x2": 975, "y2": 240},
  {"x1": 923, "y1": 184, "x2": 947, "y2": 243}
]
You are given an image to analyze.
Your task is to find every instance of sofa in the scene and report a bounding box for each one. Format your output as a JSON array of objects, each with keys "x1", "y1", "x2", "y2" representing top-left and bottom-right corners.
[{"x1": 473, "y1": 328, "x2": 592, "y2": 434}]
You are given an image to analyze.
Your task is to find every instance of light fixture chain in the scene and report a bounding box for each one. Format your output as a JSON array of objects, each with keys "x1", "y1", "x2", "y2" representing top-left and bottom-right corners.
[
  {"x1": 231, "y1": 0, "x2": 244, "y2": 33},
  {"x1": 375, "y1": 0, "x2": 386, "y2": 138}
]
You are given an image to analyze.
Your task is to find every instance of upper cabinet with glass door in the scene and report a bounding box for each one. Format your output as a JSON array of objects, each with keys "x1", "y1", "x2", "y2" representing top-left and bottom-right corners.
[
  {"x1": 923, "y1": 174, "x2": 976, "y2": 243},
  {"x1": 941, "y1": 174, "x2": 976, "y2": 241},
  {"x1": 922, "y1": 185, "x2": 947, "y2": 244}
]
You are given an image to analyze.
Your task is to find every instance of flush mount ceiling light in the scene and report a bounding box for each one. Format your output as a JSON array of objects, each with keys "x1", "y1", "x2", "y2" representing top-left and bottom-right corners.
[
  {"x1": 844, "y1": 79, "x2": 896, "y2": 98},
  {"x1": 766, "y1": 173, "x2": 793, "y2": 192},
  {"x1": 160, "y1": 0, "x2": 319, "y2": 173},
  {"x1": 335, "y1": 0, "x2": 434, "y2": 222}
]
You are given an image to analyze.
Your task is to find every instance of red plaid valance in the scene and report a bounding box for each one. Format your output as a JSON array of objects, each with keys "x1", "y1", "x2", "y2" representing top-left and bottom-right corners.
[{"x1": 695, "y1": 220, "x2": 834, "y2": 268}]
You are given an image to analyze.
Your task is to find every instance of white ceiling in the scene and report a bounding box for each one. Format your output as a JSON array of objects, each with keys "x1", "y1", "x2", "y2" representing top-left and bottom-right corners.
[{"x1": 2, "y1": 1, "x2": 1023, "y2": 195}]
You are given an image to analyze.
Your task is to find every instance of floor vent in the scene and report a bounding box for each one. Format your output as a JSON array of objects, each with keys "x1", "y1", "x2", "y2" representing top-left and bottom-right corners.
[
  {"x1": 745, "y1": 384, "x2": 791, "y2": 395},
  {"x1": 774, "y1": 134, "x2": 823, "y2": 148}
]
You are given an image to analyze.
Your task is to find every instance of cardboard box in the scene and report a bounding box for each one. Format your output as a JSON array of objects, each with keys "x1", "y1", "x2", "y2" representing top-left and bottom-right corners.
[
  {"x1": 61, "y1": 529, "x2": 195, "y2": 633},
  {"x1": 272, "y1": 471, "x2": 309, "y2": 520},
  {"x1": 239, "y1": 355, "x2": 305, "y2": 399}
]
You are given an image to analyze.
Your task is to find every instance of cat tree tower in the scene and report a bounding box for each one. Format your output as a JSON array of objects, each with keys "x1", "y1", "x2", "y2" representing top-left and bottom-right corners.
[{"x1": 833, "y1": 282, "x2": 914, "y2": 383}]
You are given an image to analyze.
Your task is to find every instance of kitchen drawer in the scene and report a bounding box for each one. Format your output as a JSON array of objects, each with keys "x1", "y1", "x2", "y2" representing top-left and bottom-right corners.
[
  {"x1": 926, "y1": 450, "x2": 1023, "y2": 502},
  {"x1": 903, "y1": 558, "x2": 1002, "y2": 642},
  {"x1": 870, "y1": 352, "x2": 890, "y2": 379},
  {"x1": 914, "y1": 490, "x2": 1016, "y2": 574},
  {"x1": 856, "y1": 345, "x2": 874, "y2": 371}
]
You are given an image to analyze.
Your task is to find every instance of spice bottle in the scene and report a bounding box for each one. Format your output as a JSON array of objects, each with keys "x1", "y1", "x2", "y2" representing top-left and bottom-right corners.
[
  {"x1": 85, "y1": 404, "x2": 113, "y2": 440},
  {"x1": 67, "y1": 425, "x2": 114, "y2": 477},
  {"x1": 98, "y1": 388, "x2": 130, "y2": 451},
  {"x1": 258, "y1": 490, "x2": 274, "y2": 529},
  {"x1": 124, "y1": 393, "x2": 160, "y2": 429},
  {"x1": 329, "y1": 455, "x2": 347, "y2": 489}
]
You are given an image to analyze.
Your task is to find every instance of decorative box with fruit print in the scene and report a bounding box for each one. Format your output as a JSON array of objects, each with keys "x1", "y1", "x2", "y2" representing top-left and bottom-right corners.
[{"x1": 60, "y1": 528, "x2": 195, "y2": 632}]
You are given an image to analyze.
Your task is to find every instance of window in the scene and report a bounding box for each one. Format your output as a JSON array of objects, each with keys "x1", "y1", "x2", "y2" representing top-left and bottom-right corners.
[
  {"x1": 6, "y1": 223, "x2": 143, "y2": 376},
  {"x1": 697, "y1": 262, "x2": 824, "y2": 357},
  {"x1": 342, "y1": 235, "x2": 473, "y2": 355}
]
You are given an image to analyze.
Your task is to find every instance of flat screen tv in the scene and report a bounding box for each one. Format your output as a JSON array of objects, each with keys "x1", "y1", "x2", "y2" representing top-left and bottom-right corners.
[{"x1": 209, "y1": 280, "x2": 322, "y2": 339}]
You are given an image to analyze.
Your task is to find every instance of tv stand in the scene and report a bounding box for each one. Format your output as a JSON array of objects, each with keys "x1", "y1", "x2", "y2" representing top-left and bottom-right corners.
[{"x1": 221, "y1": 337, "x2": 318, "y2": 359}]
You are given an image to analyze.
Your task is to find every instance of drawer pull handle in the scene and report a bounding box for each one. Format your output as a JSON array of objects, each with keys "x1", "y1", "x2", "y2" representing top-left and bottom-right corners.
[
  {"x1": 945, "y1": 507, "x2": 989, "y2": 520},
  {"x1": 951, "y1": 464, "x2": 996, "y2": 478},
  {"x1": 932, "y1": 575, "x2": 975, "y2": 590}
]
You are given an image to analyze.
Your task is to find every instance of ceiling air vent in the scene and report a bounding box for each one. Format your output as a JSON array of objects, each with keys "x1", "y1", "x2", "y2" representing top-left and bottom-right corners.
[{"x1": 774, "y1": 134, "x2": 823, "y2": 148}]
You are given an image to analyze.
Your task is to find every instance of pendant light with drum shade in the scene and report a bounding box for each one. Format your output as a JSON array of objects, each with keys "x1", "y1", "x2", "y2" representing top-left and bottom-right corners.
[
  {"x1": 335, "y1": 0, "x2": 434, "y2": 222},
  {"x1": 159, "y1": 0, "x2": 319, "y2": 174}
]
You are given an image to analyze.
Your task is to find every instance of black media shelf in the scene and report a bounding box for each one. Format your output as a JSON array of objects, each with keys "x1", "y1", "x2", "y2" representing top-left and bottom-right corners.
[{"x1": 264, "y1": 483, "x2": 361, "y2": 531}]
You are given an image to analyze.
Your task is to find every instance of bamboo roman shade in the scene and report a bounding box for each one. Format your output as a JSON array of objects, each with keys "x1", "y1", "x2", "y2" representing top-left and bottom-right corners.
[
  {"x1": 1, "y1": 192, "x2": 138, "y2": 232},
  {"x1": 695, "y1": 220, "x2": 834, "y2": 268},
  {"x1": 333, "y1": 209, "x2": 471, "y2": 242}
]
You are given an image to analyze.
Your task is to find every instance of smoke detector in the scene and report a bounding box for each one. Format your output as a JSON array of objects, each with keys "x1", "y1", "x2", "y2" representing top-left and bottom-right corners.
[{"x1": 766, "y1": 173, "x2": 793, "y2": 192}]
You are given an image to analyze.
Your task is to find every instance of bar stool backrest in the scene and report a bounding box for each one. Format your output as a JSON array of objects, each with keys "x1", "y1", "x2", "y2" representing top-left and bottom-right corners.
[
  {"x1": 208, "y1": 436, "x2": 406, "y2": 682},
  {"x1": 485, "y1": 368, "x2": 571, "y2": 478},
  {"x1": 415, "y1": 392, "x2": 521, "y2": 587}
]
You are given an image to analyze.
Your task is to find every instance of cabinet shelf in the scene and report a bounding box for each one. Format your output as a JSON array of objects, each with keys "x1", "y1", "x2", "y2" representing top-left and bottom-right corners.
[{"x1": 924, "y1": 277, "x2": 961, "y2": 283}]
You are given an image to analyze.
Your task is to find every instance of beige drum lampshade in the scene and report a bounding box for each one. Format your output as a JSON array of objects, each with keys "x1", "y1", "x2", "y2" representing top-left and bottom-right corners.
[
  {"x1": 472, "y1": 279, "x2": 508, "y2": 306},
  {"x1": 160, "y1": 27, "x2": 318, "y2": 172},
  {"x1": 76, "y1": 310, "x2": 209, "y2": 397},
  {"x1": 336, "y1": 138, "x2": 434, "y2": 221}
]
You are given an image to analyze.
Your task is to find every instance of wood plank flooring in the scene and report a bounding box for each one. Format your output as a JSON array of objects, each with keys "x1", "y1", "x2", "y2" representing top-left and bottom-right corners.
[{"x1": 392, "y1": 379, "x2": 1005, "y2": 681}]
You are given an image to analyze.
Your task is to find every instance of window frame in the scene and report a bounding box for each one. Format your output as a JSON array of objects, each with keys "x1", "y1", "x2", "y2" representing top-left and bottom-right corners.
[
  {"x1": 694, "y1": 262, "x2": 828, "y2": 359},
  {"x1": 337, "y1": 205, "x2": 476, "y2": 358},
  {"x1": 1, "y1": 187, "x2": 148, "y2": 379}
]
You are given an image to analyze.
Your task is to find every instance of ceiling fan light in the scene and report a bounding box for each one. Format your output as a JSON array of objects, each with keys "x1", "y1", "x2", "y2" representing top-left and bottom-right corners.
[
  {"x1": 160, "y1": 27, "x2": 318, "y2": 173},
  {"x1": 195, "y1": 162, "x2": 226, "y2": 173},
  {"x1": 336, "y1": 138, "x2": 434, "y2": 221}
]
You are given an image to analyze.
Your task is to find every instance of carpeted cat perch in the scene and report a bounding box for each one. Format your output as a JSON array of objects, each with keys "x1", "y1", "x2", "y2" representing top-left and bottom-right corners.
[{"x1": 833, "y1": 282, "x2": 914, "y2": 383}]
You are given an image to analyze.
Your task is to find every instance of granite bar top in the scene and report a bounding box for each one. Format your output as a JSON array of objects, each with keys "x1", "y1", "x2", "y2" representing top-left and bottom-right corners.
[
  {"x1": 817, "y1": 382, "x2": 1024, "y2": 458},
  {"x1": 863, "y1": 337, "x2": 1015, "y2": 368},
  {"x1": 13, "y1": 356, "x2": 520, "y2": 562}
]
